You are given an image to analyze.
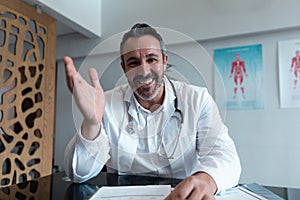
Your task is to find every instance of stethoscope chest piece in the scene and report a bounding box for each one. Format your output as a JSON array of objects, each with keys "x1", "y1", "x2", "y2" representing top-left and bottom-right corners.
[
  {"x1": 126, "y1": 125, "x2": 134, "y2": 135},
  {"x1": 126, "y1": 118, "x2": 136, "y2": 134}
]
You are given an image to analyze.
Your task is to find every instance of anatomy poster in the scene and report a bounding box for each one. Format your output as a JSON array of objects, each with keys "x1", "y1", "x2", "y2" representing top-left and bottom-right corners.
[
  {"x1": 278, "y1": 40, "x2": 300, "y2": 108},
  {"x1": 214, "y1": 44, "x2": 264, "y2": 110}
]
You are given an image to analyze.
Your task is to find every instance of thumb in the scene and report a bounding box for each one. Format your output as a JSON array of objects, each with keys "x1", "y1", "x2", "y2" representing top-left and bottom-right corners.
[{"x1": 64, "y1": 56, "x2": 77, "y2": 92}]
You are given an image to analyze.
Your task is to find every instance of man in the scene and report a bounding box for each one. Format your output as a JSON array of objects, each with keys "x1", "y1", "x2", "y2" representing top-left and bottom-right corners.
[
  {"x1": 229, "y1": 53, "x2": 248, "y2": 99},
  {"x1": 64, "y1": 23, "x2": 241, "y2": 199}
]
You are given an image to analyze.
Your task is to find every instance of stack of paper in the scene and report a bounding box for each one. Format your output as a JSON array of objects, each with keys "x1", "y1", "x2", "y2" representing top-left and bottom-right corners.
[
  {"x1": 89, "y1": 185, "x2": 268, "y2": 200},
  {"x1": 215, "y1": 186, "x2": 267, "y2": 200},
  {"x1": 89, "y1": 185, "x2": 171, "y2": 200}
]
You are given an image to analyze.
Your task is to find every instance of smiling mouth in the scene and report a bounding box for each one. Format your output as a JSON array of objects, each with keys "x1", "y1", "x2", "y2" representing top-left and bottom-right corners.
[
  {"x1": 135, "y1": 78, "x2": 157, "y2": 97},
  {"x1": 137, "y1": 78, "x2": 154, "y2": 85}
]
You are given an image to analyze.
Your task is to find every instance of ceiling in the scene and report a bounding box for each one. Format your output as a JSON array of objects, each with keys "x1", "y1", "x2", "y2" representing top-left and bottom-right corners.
[
  {"x1": 23, "y1": 0, "x2": 77, "y2": 37},
  {"x1": 56, "y1": 22, "x2": 76, "y2": 36}
]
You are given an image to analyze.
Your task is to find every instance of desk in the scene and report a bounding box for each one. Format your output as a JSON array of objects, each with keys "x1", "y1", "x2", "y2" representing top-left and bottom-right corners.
[
  {"x1": 0, "y1": 171, "x2": 182, "y2": 200},
  {"x1": 0, "y1": 171, "x2": 297, "y2": 200}
]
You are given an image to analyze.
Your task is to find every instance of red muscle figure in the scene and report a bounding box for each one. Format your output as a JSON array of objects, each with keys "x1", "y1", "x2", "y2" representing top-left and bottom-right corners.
[
  {"x1": 229, "y1": 54, "x2": 248, "y2": 99},
  {"x1": 290, "y1": 50, "x2": 300, "y2": 89}
]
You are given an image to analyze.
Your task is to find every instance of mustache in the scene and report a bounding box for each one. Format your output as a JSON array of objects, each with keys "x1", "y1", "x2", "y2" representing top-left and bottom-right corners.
[{"x1": 133, "y1": 73, "x2": 158, "y2": 84}]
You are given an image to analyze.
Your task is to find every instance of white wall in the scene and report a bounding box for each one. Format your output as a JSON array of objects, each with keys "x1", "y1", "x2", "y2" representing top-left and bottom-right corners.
[
  {"x1": 56, "y1": 0, "x2": 300, "y2": 60},
  {"x1": 54, "y1": 0, "x2": 300, "y2": 189},
  {"x1": 101, "y1": 0, "x2": 300, "y2": 40},
  {"x1": 200, "y1": 29, "x2": 300, "y2": 188}
]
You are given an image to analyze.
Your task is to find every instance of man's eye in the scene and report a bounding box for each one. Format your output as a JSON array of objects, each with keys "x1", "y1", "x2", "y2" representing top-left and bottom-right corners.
[
  {"x1": 127, "y1": 61, "x2": 139, "y2": 67},
  {"x1": 147, "y1": 58, "x2": 157, "y2": 63}
]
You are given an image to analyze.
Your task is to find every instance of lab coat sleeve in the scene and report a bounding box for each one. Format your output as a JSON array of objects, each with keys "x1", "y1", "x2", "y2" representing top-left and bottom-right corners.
[
  {"x1": 191, "y1": 90, "x2": 241, "y2": 193},
  {"x1": 64, "y1": 125, "x2": 111, "y2": 183}
]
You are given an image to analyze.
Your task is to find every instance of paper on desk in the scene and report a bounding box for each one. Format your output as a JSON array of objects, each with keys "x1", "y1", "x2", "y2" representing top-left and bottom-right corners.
[
  {"x1": 90, "y1": 185, "x2": 266, "y2": 200},
  {"x1": 89, "y1": 185, "x2": 171, "y2": 200},
  {"x1": 215, "y1": 186, "x2": 267, "y2": 200}
]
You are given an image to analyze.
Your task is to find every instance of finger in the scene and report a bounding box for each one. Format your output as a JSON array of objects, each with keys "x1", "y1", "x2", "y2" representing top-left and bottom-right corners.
[
  {"x1": 89, "y1": 68, "x2": 101, "y2": 88},
  {"x1": 186, "y1": 189, "x2": 205, "y2": 200},
  {"x1": 202, "y1": 195, "x2": 215, "y2": 200},
  {"x1": 166, "y1": 180, "x2": 194, "y2": 200},
  {"x1": 64, "y1": 56, "x2": 88, "y2": 95},
  {"x1": 64, "y1": 56, "x2": 77, "y2": 92},
  {"x1": 64, "y1": 56, "x2": 78, "y2": 77}
]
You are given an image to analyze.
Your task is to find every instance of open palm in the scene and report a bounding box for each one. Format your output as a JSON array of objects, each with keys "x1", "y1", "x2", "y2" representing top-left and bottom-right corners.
[{"x1": 64, "y1": 56, "x2": 105, "y2": 130}]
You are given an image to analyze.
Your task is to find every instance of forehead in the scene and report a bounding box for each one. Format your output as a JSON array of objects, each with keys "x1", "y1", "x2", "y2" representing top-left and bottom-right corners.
[{"x1": 122, "y1": 35, "x2": 161, "y2": 56}]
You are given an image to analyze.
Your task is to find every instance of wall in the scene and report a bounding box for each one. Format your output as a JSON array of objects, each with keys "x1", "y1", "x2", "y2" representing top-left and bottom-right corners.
[
  {"x1": 200, "y1": 29, "x2": 300, "y2": 188},
  {"x1": 56, "y1": 0, "x2": 300, "y2": 60},
  {"x1": 54, "y1": 0, "x2": 300, "y2": 189},
  {"x1": 101, "y1": 0, "x2": 300, "y2": 41}
]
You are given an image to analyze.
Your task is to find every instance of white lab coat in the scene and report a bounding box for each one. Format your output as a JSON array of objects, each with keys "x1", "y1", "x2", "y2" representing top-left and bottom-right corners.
[{"x1": 64, "y1": 77, "x2": 241, "y2": 193}]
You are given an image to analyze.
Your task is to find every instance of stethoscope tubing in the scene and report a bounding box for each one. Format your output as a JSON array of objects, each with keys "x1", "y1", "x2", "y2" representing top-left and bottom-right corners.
[{"x1": 125, "y1": 77, "x2": 184, "y2": 159}]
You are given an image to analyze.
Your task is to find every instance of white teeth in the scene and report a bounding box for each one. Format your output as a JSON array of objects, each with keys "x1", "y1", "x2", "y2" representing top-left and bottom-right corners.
[{"x1": 139, "y1": 78, "x2": 153, "y2": 85}]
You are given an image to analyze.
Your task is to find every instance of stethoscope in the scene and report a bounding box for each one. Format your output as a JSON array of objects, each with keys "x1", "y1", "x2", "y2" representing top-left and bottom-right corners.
[{"x1": 126, "y1": 78, "x2": 183, "y2": 159}]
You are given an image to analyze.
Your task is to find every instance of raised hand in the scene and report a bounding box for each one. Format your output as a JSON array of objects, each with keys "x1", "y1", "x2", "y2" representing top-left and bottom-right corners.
[{"x1": 64, "y1": 56, "x2": 105, "y2": 140}]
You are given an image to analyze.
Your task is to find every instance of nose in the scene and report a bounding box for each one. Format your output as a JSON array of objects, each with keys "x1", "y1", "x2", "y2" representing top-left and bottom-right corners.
[{"x1": 137, "y1": 62, "x2": 151, "y2": 77}]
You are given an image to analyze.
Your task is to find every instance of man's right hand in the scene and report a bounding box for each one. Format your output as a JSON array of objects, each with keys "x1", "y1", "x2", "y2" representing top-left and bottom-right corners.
[{"x1": 64, "y1": 56, "x2": 106, "y2": 140}]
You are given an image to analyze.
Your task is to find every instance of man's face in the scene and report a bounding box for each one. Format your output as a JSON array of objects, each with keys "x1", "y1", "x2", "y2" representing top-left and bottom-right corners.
[{"x1": 121, "y1": 35, "x2": 168, "y2": 101}]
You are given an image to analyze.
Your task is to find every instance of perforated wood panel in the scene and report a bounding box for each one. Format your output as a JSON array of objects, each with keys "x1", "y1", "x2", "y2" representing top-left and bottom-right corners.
[
  {"x1": 0, "y1": 0, "x2": 56, "y2": 187},
  {"x1": 0, "y1": 174, "x2": 52, "y2": 199}
]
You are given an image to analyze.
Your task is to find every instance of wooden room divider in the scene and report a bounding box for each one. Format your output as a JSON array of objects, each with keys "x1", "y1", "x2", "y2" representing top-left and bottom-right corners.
[{"x1": 0, "y1": 0, "x2": 56, "y2": 190}]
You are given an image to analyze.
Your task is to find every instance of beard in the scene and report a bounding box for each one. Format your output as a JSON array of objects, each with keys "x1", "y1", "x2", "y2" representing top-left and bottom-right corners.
[{"x1": 131, "y1": 72, "x2": 164, "y2": 101}]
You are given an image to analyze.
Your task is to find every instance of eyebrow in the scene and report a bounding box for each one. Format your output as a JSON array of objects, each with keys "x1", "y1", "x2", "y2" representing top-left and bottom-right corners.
[
  {"x1": 125, "y1": 53, "x2": 160, "y2": 63},
  {"x1": 146, "y1": 53, "x2": 160, "y2": 58}
]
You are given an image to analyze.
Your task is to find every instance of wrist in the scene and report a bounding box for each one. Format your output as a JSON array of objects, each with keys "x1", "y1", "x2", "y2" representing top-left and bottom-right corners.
[
  {"x1": 81, "y1": 119, "x2": 101, "y2": 140},
  {"x1": 193, "y1": 172, "x2": 217, "y2": 195}
]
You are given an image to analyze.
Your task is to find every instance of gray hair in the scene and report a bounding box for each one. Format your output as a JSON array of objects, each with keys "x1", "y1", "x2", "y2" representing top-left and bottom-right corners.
[{"x1": 120, "y1": 23, "x2": 167, "y2": 64}]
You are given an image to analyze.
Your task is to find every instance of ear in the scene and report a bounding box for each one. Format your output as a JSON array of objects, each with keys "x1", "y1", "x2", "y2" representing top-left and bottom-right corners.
[
  {"x1": 121, "y1": 61, "x2": 126, "y2": 73},
  {"x1": 163, "y1": 54, "x2": 168, "y2": 71}
]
